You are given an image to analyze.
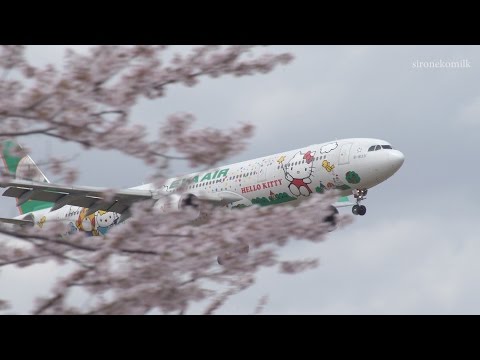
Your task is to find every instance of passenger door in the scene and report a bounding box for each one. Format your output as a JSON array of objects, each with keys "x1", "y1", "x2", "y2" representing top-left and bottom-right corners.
[
  {"x1": 338, "y1": 143, "x2": 353, "y2": 165},
  {"x1": 257, "y1": 157, "x2": 274, "y2": 183}
]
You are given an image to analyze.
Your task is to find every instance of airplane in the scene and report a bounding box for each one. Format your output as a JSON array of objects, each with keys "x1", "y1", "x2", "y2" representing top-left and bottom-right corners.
[{"x1": 0, "y1": 138, "x2": 404, "y2": 237}]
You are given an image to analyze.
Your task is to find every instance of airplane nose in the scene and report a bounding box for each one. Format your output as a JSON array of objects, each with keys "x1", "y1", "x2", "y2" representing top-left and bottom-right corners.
[{"x1": 388, "y1": 150, "x2": 405, "y2": 172}]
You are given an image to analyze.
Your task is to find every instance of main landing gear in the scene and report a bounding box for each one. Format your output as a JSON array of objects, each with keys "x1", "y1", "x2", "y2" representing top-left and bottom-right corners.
[{"x1": 352, "y1": 188, "x2": 368, "y2": 216}]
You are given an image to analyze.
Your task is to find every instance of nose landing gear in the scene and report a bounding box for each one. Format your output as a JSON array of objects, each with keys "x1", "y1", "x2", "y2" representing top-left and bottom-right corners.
[{"x1": 352, "y1": 189, "x2": 368, "y2": 216}]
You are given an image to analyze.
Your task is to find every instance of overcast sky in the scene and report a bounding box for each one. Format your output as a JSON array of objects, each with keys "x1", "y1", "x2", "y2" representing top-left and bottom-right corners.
[{"x1": 1, "y1": 45, "x2": 479, "y2": 314}]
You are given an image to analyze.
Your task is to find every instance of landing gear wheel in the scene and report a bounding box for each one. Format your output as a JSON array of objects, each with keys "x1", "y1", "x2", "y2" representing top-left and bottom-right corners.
[
  {"x1": 352, "y1": 188, "x2": 368, "y2": 216},
  {"x1": 358, "y1": 205, "x2": 366, "y2": 216},
  {"x1": 352, "y1": 205, "x2": 359, "y2": 215}
]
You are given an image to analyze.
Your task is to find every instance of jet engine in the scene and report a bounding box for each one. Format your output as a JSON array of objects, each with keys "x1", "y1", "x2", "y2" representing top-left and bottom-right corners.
[
  {"x1": 154, "y1": 193, "x2": 205, "y2": 222},
  {"x1": 323, "y1": 205, "x2": 339, "y2": 232}
]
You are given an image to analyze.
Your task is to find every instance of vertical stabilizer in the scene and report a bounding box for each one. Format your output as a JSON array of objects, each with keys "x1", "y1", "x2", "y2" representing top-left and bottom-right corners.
[{"x1": 0, "y1": 140, "x2": 53, "y2": 214}]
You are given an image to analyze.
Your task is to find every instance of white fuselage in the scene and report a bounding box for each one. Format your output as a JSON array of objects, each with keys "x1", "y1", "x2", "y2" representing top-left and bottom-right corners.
[{"x1": 21, "y1": 138, "x2": 405, "y2": 234}]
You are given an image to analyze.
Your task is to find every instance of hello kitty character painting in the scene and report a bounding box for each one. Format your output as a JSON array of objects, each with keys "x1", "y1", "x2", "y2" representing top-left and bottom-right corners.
[
  {"x1": 95, "y1": 210, "x2": 119, "y2": 235},
  {"x1": 283, "y1": 150, "x2": 316, "y2": 197},
  {"x1": 76, "y1": 208, "x2": 98, "y2": 236}
]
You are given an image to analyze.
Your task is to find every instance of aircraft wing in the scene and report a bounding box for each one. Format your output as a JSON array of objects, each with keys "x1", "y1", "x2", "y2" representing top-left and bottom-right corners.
[
  {"x1": 333, "y1": 196, "x2": 355, "y2": 208},
  {"x1": 0, "y1": 179, "x2": 155, "y2": 216},
  {"x1": 0, "y1": 180, "x2": 245, "y2": 218}
]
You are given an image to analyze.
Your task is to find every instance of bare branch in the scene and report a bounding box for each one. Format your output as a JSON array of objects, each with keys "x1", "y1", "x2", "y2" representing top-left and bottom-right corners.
[
  {"x1": 33, "y1": 294, "x2": 63, "y2": 315},
  {"x1": 0, "y1": 255, "x2": 50, "y2": 267},
  {"x1": 0, "y1": 127, "x2": 57, "y2": 137}
]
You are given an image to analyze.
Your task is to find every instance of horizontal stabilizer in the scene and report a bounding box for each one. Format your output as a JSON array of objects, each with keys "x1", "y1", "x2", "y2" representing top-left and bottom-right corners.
[{"x1": 0, "y1": 217, "x2": 34, "y2": 226}]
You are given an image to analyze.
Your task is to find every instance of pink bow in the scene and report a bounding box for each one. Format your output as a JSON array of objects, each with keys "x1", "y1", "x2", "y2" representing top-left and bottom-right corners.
[{"x1": 304, "y1": 151, "x2": 314, "y2": 164}]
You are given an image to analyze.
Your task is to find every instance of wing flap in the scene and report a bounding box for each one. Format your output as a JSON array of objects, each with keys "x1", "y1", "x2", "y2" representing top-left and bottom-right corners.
[
  {"x1": 107, "y1": 202, "x2": 130, "y2": 214},
  {"x1": 85, "y1": 200, "x2": 118, "y2": 216},
  {"x1": 28, "y1": 191, "x2": 68, "y2": 203},
  {"x1": 3, "y1": 187, "x2": 30, "y2": 198}
]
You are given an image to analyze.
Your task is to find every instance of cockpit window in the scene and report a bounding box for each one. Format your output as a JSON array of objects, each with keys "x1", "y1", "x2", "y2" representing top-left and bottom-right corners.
[{"x1": 368, "y1": 144, "x2": 393, "y2": 151}]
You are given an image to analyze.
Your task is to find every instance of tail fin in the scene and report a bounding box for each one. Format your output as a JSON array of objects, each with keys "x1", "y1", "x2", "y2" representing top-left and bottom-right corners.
[{"x1": 0, "y1": 139, "x2": 53, "y2": 214}]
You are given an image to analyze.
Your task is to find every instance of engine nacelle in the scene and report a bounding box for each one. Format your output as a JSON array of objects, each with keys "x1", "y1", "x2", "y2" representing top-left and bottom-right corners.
[
  {"x1": 323, "y1": 205, "x2": 339, "y2": 232},
  {"x1": 154, "y1": 193, "x2": 203, "y2": 222},
  {"x1": 179, "y1": 193, "x2": 200, "y2": 211}
]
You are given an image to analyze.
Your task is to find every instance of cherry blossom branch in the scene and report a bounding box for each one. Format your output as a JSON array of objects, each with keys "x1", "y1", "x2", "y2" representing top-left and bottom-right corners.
[{"x1": 0, "y1": 127, "x2": 57, "y2": 137}]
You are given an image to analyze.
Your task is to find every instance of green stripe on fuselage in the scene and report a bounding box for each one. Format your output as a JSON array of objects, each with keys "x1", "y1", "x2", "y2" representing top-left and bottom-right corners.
[{"x1": 20, "y1": 200, "x2": 53, "y2": 213}]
